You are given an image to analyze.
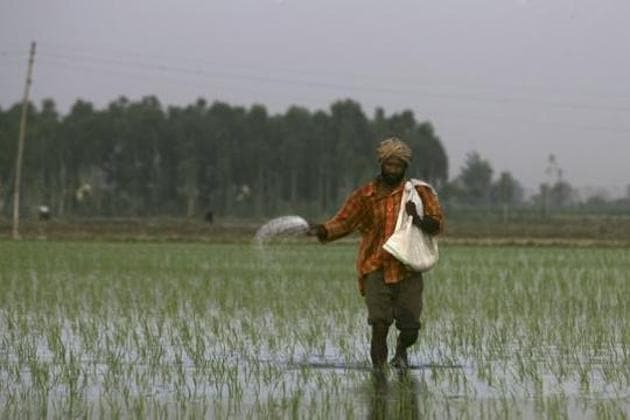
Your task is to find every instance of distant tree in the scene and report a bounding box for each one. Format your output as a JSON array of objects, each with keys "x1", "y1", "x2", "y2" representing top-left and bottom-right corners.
[
  {"x1": 280, "y1": 106, "x2": 311, "y2": 208},
  {"x1": 170, "y1": 100, "x2": 206, "y2": 217},
  {"x1": 204, "y1": 101, "x2": 241, "y2": 216},
  {"x1": 456, "y1": 151, "x2": 494, "y2": 206},
  {"x1": 493, "y1": 171, "x2": 523, "y2": 222},
  {"x1": 27, "y1": 99, "x2": 61, "y2": 212},
  {"x1": 58, "y1": 99, "x2": 98, "y2": 215},
  {"x1": 310, "y1": 110, "x2": 334, "y2": 213},
  {"x1": 0, "y1": 104, "x2": 22, "y2": 216},
  {"x1": 549, "y1": 180, "x2": 576, "y2": 209},
  {"x1": 534, "y1": 179, "x2": 576, "y2": 214},
  {"x1": 0, "y1": 97, "x2": 451, "y2": 219},
  {"x1": 584, "y1": 193, "x2": 608, "y2": 210},
  {"x1": 384, "y1": 110, "x2": 416, "y2": 139},
  {"x1": 242, "y1": 104, "x2": 272, "y2": 217},
  {"x1": 536, "y1": 183, "x2": 551, "y2": 217},
  {"x1": 371, "y1": 107, "x2": 388, "y2": 141},
  {"x1": 408, "y1": 122, "x2": 448, "y2": 188},
  {"x1": 329, "y1": 99, "x2": 372, "y2": 201},
  {"x1": 537, "y1": 154, "x2": 576, "y2": 214}
]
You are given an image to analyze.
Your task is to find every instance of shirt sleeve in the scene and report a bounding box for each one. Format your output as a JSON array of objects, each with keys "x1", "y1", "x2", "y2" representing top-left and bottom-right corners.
[
  {"x1": 416, "y1": 185, "x2": 445, "y2": 234},
  {"x1": 322, "y1": 189, "x2": 367, "y2": 242}
]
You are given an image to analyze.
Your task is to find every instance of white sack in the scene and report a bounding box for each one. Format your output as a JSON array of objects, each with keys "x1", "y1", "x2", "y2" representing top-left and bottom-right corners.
[{"x1": 382, "y1": 180, "x2": 439, "y2": 272}]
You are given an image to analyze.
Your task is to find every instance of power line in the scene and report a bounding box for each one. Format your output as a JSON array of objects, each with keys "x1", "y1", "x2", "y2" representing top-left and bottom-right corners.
[
  {"x1": 36, "y1": 40, "x2": 630, "y2": 103},
  {"x1": 34, "y1": 56, "x2": 337, "y2": 109},
  {"x1": 35, "y1": 47, "x2": 630, "y2": 113},
  {"x1": 5, "y1": 44, "x2": 628, "y2": 135},
  {"x1": 426, "y1": 108, "x2": 630, "y2": 135},
  {"x1": 24, "y1": 56, "x2": 630, "y2": 136},
  {"x1": 0, "y1": 52, "x2": 28, "y2": 63},
  {"x1": 0, "y1": 49, "x2": 29, "y2": 56}
]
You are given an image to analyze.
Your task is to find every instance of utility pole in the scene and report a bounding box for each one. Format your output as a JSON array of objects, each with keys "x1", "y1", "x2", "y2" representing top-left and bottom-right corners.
[{"x1": 12, "y1": 41, "x2": 36, "y2": 239}]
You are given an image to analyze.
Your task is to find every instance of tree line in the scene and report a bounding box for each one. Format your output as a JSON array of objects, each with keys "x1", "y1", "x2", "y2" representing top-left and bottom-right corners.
[
  {"x1": 1, "y1": 96, "x2": 627, "y2": 221},
  {"x1": 1, "y1": 96, "x2": 449, "y2": 219}
]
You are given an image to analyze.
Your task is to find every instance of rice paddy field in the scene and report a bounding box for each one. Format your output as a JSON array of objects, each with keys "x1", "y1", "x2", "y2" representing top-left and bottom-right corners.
[{"x1": 0, "y1": 239, "x2": 628, "y2": 419}]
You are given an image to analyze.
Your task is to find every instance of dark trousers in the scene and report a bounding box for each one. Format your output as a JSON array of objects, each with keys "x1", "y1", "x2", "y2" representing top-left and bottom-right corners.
[
  {"x1": 364, "y1": 270, "x2": 424, "y2": 330},
  {"x1": 364, "y1": 270, "x2": 424, "y2": 367}
]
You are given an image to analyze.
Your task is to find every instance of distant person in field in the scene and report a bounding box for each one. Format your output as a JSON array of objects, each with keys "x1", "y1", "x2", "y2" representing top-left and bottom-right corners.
[
  {"x1": 307, "y1": 137, "x2": 444, "y2": 369},
  {"x1": 38, "y1": 205, "x2": 51, "y2": 221}
]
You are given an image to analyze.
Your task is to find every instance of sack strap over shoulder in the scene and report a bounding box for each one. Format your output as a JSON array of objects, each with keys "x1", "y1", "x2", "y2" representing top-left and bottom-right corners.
[{"x1": 409, "y1": 178, "x2": 437, "y2": 196}]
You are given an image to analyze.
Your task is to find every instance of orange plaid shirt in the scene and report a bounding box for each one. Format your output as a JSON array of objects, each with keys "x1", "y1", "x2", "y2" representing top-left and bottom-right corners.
[{"x1": 322, "y1": 178, "x2": 444, "y2": 295}]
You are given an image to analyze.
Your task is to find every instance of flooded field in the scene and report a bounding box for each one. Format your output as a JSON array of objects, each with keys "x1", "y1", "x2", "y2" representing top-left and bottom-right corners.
[{"x1": 0, "y1": 240, "x2": 628, "y2": 418}]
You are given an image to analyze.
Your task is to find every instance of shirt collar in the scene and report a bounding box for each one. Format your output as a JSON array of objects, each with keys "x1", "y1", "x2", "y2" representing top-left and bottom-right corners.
[{"x1": 364, "y1": 177, "x2": 406, "y2": 197}]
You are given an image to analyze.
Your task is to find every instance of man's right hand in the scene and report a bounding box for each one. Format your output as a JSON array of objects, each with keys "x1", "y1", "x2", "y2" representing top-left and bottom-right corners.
[{"x1": 306, "y1": 223, "x2": 326, "y2": 240}]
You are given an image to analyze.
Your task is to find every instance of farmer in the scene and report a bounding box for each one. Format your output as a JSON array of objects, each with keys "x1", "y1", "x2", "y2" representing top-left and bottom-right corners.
[{"x1": 307, "y1": 137, "x2": 444, "y2": 369}]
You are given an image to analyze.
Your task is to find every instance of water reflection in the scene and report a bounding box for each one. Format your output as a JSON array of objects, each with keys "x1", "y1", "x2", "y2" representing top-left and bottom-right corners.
[{"x1": 366, "y1": 370, "x2": 422, "y2": 420}]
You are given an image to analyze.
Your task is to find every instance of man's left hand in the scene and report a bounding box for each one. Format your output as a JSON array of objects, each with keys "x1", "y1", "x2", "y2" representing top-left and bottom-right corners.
[{"x1": 405, "y1": 201, "x2": 418, "y2": 217}]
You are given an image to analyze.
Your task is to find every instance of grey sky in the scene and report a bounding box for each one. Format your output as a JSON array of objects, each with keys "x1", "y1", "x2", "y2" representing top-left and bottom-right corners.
[{"x1": 1, "y1": 0, "x2": 629, "y2": 197}]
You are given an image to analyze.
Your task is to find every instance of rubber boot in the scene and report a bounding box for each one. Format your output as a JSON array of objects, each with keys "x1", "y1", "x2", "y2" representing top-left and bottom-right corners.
[
  {"x1": 390, "y1": 329, "x2": 418, "y2": 369},
  {"x1": 370, "y1": 322, "x2": 389, "y2": 369}
]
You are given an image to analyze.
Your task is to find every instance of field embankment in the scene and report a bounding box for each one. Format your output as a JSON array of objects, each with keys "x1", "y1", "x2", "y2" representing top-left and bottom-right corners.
[{"x1": 1, "y1": 214, "x2": 629, "y2": 246}]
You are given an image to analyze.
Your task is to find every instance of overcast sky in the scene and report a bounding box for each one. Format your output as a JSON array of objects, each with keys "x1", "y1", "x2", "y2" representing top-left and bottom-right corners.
[{"x1": 1, "y1": 0, "x2": 629, "y2": 197}]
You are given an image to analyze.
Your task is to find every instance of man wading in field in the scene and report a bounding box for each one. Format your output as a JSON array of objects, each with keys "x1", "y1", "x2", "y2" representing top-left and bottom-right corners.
[{"x1": 307, "y1": 137, "x2": 444, "y2": 370}]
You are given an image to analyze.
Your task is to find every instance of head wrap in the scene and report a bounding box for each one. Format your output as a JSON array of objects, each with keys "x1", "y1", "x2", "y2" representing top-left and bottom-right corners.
[{"x1": 376, "y1": 137, "x2": 412, "y2": 165}]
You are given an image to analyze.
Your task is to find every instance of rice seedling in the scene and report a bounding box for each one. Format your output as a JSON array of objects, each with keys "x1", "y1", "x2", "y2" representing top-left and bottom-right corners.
[{"x1": 0, "y1": 240, "x2": 628, "y2": 418}]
